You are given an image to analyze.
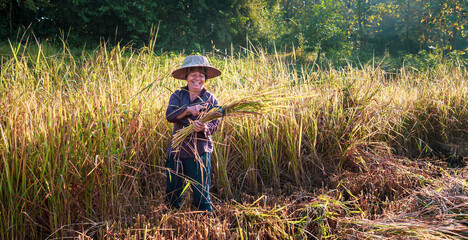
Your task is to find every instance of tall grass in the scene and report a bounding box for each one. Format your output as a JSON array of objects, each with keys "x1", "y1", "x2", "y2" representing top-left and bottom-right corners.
[{"x1": 0, "y1": 39, "x2": 467, "y2": 238}]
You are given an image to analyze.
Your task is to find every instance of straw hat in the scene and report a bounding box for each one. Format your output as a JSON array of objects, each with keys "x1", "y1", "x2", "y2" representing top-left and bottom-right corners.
[{"x1": 171, "y1": 55, "x2": 221, "y2": 80}]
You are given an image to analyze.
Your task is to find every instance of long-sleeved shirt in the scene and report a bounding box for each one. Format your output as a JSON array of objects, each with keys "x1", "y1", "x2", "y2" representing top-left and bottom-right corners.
[{"x1": 166, "y1": 86, "x2": 220, "y2": 158}]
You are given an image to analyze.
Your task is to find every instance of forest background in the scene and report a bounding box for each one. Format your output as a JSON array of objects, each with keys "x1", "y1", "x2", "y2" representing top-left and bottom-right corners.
[{"x1": 1, "y1": 0, "x2": 467, "y2": 62}]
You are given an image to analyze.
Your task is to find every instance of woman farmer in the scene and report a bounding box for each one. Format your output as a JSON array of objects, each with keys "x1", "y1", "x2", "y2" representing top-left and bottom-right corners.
[{"x1": 165, "y1": 55, "x2": 221, "y2": 213}]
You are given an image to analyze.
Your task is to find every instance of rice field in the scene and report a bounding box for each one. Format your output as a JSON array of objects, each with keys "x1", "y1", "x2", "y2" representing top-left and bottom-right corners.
[{"x1": 0, "y1": 40, "x2": 467, "y2": 239}]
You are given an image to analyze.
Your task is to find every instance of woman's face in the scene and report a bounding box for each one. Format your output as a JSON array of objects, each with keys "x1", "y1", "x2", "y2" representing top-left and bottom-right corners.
[{"x1": 186, "y1": 71, "x2": 206, "y2": 92}]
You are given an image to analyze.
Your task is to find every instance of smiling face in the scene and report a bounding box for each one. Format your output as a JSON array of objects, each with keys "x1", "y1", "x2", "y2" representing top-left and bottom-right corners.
[{"x1": 186, "y1": 71, "x2": 206, "y2": 93}]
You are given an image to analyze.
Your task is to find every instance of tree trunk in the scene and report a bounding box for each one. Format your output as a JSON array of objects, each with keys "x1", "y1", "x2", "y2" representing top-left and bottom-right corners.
[
  {"x1": 285, "y1": 0, "x2": 291, "y2": 22},
  {"x1": 315, "y1": 43, "x2": 322, "y2": 66},
  {"x1": 406, "y1": 0, "x2": 410, "y2": 52},
  {"x1": 9, "y1": 0, "x2": 13, "y2": 37},
  {"x1": 450, "y1": 26, "x2": 458, "y2": 51}
]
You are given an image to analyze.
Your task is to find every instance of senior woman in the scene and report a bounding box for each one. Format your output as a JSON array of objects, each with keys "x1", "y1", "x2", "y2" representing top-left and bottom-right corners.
[{"x1": 165, "y1": 55, "x2": 221, "y2": 213}]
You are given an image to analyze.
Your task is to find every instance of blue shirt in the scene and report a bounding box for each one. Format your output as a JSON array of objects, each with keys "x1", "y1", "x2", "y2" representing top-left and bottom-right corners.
[{"x1": 166, "y1": 86, "x2": 220, "y2": 158}]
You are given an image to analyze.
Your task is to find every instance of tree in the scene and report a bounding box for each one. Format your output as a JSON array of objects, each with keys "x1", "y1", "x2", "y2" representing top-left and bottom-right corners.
[
  {"x1": 0, "y1": 0, "x2": 50, "y2": 39},
  {"x1": 153, "y1": 0, "x2": 237, "y2": 51},
  {"x1": 421, "y1": 0, "x2": 468, "y2": 52},
  {"x1": 289, "y1": 0, "x2": 350, "y2": 59},
  {"x1": 38, "y1": 0, "x2": 159, "y2": 46},
  {"x1": 228, "y1": 0, "x2": 284, "y2": 49}
]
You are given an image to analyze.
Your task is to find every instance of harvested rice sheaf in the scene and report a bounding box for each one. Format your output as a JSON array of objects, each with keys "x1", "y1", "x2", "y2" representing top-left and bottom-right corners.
[{"x1": 171, "y1": 90, "x2": 297, "y2": 149}]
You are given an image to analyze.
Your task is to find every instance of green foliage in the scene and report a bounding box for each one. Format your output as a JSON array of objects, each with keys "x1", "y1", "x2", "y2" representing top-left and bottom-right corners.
[
  {"x1": 38, "y1": 0, "x2": 159, "y2": 46},
  {"x1": 157, "y1": 0, "x2": 237, "y2": 50},
  {"x1": 299, "y1": 0, "x2": 349, "y2": 52},
  {"x1": 229, "y1": 0, "x2": 284, "y2": 47},
  {"x1": 0, "y1": 0, "x2": 467, "y2": 58},
  {"x1": 403, "y1": 48, "x2": 467, "y2": 72}
]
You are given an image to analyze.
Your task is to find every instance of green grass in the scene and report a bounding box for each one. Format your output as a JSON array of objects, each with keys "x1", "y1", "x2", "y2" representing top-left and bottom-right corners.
[{"x1": 0, "y1": 40, "x2": 467, "y2": 239}]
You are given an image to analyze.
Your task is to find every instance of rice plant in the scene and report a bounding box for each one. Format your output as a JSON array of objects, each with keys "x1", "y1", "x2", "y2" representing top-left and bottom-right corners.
[{"x1": 0, "y1": 39, "x2": 466, "y2": 239}]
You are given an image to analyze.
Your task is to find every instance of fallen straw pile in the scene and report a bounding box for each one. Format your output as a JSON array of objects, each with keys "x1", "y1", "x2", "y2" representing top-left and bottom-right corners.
[{"x1": 171, "y1": 90, "x2": 292, "y2": 149}]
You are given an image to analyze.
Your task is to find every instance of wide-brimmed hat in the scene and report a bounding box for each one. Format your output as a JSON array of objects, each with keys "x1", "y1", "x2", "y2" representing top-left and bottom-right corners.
[{"x1": 171, "y1": 55, "x2": 221, "y2": 80}]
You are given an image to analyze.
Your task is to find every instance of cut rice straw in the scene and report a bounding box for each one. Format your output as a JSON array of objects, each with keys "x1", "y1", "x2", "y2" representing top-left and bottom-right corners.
[{"x1": 171, "y1": 87, "x2": 307, "y2": 149}]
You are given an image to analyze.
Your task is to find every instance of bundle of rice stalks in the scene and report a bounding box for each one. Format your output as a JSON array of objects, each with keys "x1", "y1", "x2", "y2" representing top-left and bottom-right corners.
[{"x1": 171, "y1": 89, "x2": 295, "y2": 149}]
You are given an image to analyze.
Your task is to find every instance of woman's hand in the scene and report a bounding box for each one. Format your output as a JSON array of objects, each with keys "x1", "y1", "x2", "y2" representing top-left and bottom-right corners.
[
  {"x1": 193, "y1": 121, "x2": 206, "y2": 132},
  {"x1": 187, "y1": 105, "x2": 204, "y2": 116}
]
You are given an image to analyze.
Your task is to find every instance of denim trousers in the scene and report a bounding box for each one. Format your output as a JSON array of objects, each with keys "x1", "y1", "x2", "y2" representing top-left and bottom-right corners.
[{"x1": 165, "y1": 153, "x2": 212, "y2": 212}]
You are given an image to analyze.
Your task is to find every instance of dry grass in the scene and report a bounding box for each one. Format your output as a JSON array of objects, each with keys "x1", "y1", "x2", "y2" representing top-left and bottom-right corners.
[{"x1": 65, "y1": 159, "x2": 467, "y2": 239}]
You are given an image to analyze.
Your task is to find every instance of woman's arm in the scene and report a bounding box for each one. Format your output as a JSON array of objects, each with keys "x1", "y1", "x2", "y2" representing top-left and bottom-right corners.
[
  {"x1": 166, "y1": 92, "x2": 189, "y2": 124},
  {"x1": 175, "y1": 105, "x2": 204, "y2": 120},
  {"x1": 166, "y1": 91, "x2": 205, "y2": 123}
]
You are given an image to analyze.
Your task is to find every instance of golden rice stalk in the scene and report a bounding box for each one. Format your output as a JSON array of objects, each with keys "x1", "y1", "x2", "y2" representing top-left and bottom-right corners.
[{"x1": 171, "y1": 90, "x2": 292, "y2": 149}]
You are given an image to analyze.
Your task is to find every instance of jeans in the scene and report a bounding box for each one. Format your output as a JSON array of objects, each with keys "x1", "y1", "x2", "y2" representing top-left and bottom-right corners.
[{"x1": 165, "y1": 153, "x2": 212, "y2": 212}]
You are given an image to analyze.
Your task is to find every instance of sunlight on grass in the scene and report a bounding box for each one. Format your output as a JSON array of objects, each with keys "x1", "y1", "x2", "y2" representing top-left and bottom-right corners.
[{"x1": 0, "y1": 40, "x2": 467, "y2": 239}]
